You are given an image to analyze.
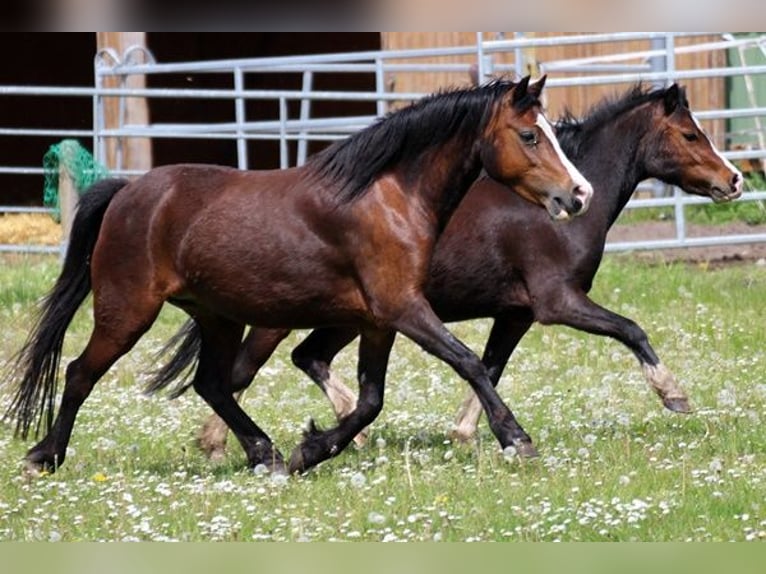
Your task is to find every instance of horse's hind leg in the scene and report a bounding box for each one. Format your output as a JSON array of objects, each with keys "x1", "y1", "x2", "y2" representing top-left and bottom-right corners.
[
  {"x1": 453, "y1": 314, "x2": 533, "y2": 442},
  {"x1": 196, "y1": 327, "x2": 290, "y2": 461},
  {"x1": 192, "y1": 318, "x2": 287, "y2": 473},
  {"x1": 198, "y1": 325, "x2": 363, "y2": 460},
  {"x1": 289, "y1": 327, "x2": 395, "y2": 474},
  {"x1": 290, "y1": 326, "x2": 364, "y2": 443},
  {"x1": 24, "y1": 298, "x2": 163, "y2": 475}
]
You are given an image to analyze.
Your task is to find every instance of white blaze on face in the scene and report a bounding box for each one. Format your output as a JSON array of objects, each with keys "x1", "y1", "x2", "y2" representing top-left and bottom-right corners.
[
  {"x1": 536, "y1": 112, "x2": 594, "y2": 207},
  {"x1": 692, "y1": 113, "x2": 743, "y2": 194}
]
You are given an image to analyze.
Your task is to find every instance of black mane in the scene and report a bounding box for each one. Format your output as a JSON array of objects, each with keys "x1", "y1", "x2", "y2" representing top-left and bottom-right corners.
[
  {"x1": 308, "y1": 79, "x2": 530, "y2": 201},
  {"x1": 555, "y1": 84, "x2": 687, "y2": 161}
]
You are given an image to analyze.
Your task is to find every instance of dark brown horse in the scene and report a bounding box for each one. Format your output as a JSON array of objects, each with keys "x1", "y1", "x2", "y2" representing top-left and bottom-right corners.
[
  {"x1": 153, "y1": 83, "x2": 742, "y2": 459},
  {"x1": 5, "y1": 76, "x2": 593, "y2": 476}
]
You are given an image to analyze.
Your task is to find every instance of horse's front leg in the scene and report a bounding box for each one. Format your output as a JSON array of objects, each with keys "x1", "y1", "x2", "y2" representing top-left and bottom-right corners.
[
  {"x1": 394, "y1": 297, "x2": 537, "y2": 457},
  {"x1": 534, "y1": 287, "x2": 692, "y2": 413},
  {"x1": 288, "y1": 328, "x2": 394, "y2": 474},
  {"x1": 453, "y1": 312, "x2": 534, "y2": 442}
]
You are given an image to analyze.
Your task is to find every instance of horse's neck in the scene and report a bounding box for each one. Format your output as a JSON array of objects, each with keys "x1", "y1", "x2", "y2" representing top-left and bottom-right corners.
[
  {"x1": 572, "y1": 111, "x2": 651, "y2": 238},
  {"x1": 416, "y1": 138, "x2": 484, "y2": 231}
]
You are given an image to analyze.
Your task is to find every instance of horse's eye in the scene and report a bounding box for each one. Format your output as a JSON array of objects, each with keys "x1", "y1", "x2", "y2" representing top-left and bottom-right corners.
[
  {"x1": 520, "y1": 131, "x2": 538, "y2": 146},
  {"x1": 683, "y1": 132, "x2": 698, "y2": 142}
]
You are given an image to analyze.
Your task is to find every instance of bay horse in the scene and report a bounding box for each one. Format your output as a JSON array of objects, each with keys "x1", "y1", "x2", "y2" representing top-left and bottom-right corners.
[
  {"x1": 5, "y1": 76, "x2": 593, "y2": 476},
  {"x1": 155, "y1": 83, "x2": 742, "y2": 459}
]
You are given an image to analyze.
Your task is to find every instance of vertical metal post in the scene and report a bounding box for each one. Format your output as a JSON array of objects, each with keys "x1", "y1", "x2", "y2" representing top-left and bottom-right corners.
[
  {"x1": 648, "y1": 35, "x2": 671, "y2": 207},
  {"x1": 375, "y1": 57, "x2": 386, "y2": 117},
  {"x1": 279, "y1": 97, "x2": 289, "y2": 169},
  {"x1": 93, "y1": 62, "x2": 106, "y2": 168},
  {"x1": 514, "y1": 32, "x2": 525, "y2": 79},
  {"x1": 115, "y1": 74, "x2": 126, "y2": 172},
  {"x1": 476, "y1": 32, "x2": 486, "y2": 84},
  {"x1": 234, "y1": 67, "x2": 248, "y2": 170},
  {"x1": 662, "y1": 33, "x2": 686, "y2": 245},
  {"x1": 649, "y1": 36, "x2": 667, "y2": 88},
  {"x1": 297, "y1": 70, "x2": 313, "y2": 166},
  {"x1": 664, "y1": 33, "x2": 676, "y2": 86}
]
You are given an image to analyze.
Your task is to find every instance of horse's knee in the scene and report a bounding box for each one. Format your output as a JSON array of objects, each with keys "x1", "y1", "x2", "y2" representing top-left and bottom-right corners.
[
  {"x1": 231, "y1": 356, "x2": 256, "y2": 391},
  {"x1": 356, "y1": 388, "x2": 384, "y2": 425},
  {"x1": 290, "y1": 345, "x2": 312, "y2": 372}
]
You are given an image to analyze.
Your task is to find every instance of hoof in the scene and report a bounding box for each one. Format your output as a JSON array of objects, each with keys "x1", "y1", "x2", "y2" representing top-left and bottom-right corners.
[
  {"x1": 22, "y1": 458, "x2": 49, "y2": 479},
  {"x1": 265, "y1": 459, "x2": 289, "y2": 476},
  {"x1": 449, "y1": 426, "x2": 477, "y2": 444},
  {"x1": 352, "y1": 428, "x2": 370, "y2": 448},
  {"x1": 512, "y1": 439, "x2": 539, "y2": 459},
  {"x1": 663, "y1": 396, "x2": 693, "y2": 414},
  {"x1": 208, "y1": 448, "x2": 227, "y2": 464},
  {"x1": 288, "y1": 447, "x2": 308, "y2": 475}
]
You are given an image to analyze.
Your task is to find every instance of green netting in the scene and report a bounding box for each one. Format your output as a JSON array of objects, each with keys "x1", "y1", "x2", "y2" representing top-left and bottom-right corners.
[{"x1": 42, "y1": 139, "x2": 110, "y2": 222}]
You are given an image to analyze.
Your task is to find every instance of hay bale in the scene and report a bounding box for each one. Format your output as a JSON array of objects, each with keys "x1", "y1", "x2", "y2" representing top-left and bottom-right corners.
[{"x1": 0, "y1": 213, "x2": 62, "y2": 245}]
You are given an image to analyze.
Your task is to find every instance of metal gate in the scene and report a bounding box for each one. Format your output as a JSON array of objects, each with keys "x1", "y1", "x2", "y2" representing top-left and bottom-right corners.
[{"x1": 2, "y1": 33, "x2": 766, "y2": 255}]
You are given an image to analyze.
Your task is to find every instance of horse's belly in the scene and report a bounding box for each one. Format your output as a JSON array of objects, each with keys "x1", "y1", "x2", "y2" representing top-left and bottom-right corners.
[{"x1": 178, "y1": 260, "x2": 368, "y2": 328}]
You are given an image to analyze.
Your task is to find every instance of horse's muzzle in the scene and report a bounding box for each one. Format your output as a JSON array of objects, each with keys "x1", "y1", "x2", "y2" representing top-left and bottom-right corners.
[{"x1": 548, "y1": 182, "x2": 593, "y2": 220}]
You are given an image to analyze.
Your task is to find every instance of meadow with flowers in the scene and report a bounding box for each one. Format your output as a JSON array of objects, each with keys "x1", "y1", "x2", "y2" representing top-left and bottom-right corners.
[{"x1": 0, "y1": 253, "x2": 765, "y2": 541}]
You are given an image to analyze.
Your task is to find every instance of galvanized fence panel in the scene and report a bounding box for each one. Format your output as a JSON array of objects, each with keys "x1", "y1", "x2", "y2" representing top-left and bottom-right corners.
[{"x1": 2, "y1": 33, "x2": 766, "y2": 255}]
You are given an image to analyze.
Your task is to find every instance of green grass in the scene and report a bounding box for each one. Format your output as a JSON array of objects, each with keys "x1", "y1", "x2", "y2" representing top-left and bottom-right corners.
[{"x1": 0, "y1": 253, "x2": 765, "y2": 541}]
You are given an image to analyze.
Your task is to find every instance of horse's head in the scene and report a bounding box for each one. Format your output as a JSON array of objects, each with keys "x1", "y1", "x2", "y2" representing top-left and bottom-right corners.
[
  {"x1": 645, "y1": 83, "x2": 742, "y2": 203},
  {"x1": 480, "y1": 75, "x2": 593, "y2": 220}
]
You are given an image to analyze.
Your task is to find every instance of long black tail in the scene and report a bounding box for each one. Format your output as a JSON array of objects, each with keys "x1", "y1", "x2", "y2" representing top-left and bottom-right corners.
[
  {"x1": 145, "y1": 319, "x2": 202, "y2": 399},
  {"x1": 4, "y1": 177, "x2": 129, "y2": 439}
]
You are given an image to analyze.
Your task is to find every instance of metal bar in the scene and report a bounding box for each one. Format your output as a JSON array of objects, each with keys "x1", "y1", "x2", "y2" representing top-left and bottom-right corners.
[
  {"x1": 0, "y1": 244, "x2": 60, "y2": 254},
  {"x1": 279, "y1": 97, "x2": 288, "y2": 169},
  {"x1": 0, "y1": 206, "x2": 55, "y2": 213},
  {"x1": 297, "y1": 70, "x2": 313, "y2": 166},
  {"x1": 96, "y1": 45, "x2": 489, "y2": 76},
  {"x1": 0, "y1": 167, "x2": 49, "y2": 175},
  {"x1": 606, "y1": 233, "x2": 766, "y2": 252},
  {"x1": 541, "y1": 35, "x2": 765, "y2": 69},
  {"x1": 0, "y1": 128, "x2": 95, "y2": 137},
  {"x1": 233, "y1": 67, "x2": 248, "y2": 170},
  {"x1": 541, "y1": 64, "x2": 652, "y2": 74},
  {"x1": 476, "y1": 32, "x2": 486, "y2": 84},
  {"x1": 9, "y1": 62, "x2": 766, "y2": 100},
  {"x1": 622, "y1": 191, "x2": 766, "y2": 208},
  {"x1": 374, "y1": 58, "x2": 386, "y2": 117}
]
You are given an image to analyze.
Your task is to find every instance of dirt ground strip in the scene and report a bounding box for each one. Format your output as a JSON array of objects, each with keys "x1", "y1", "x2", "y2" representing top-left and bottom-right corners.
[{"x1": 606, "y1": 221, "x2": 766, "y2": 266}]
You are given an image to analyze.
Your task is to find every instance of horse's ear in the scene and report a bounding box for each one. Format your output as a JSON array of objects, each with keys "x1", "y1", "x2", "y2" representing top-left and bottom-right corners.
[
  {"x1": 528, "y1": 75, "x2": 547, "y2": 99},
  {"x1": 512, "y1": 75, "x2": 531, "y2": 105},
  {"x1": 663, "y1": 83, "x2": 681, "y2": 114}
]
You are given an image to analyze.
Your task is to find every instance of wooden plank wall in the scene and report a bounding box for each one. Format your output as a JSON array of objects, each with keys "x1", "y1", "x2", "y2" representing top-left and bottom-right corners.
[{"x1": 381, "y1": 33, "x2": 727, "y2": 146}]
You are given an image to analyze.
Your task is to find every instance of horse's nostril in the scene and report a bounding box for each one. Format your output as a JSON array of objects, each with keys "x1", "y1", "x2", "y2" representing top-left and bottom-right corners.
[
  {"x1": 573, "y1": 184, "x2": 591, "y2": 201},
  {"x1": 571, "y1": 197, "x2": 583, "y2": 213}
]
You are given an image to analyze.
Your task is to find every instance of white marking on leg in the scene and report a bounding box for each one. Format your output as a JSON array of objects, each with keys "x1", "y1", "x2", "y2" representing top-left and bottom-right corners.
[
  {"x1": 325, "y1": 373, "x2": 369, "y2": 447},
  {"x1": 642, "y1": 362, "x2": 687, "y2": 401},
  {"x1": 325, "y1": 373, "x2": 357, "y2": 418},
  {"x1": 452, "y1": 389, "x2": 483, "y2": 441}
]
